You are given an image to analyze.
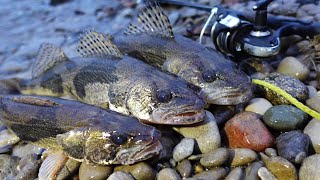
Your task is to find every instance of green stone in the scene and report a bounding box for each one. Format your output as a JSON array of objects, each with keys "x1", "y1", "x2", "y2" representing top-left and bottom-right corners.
[{"x1": 263, "y1": 105, "x2": 308, "y2": 131}]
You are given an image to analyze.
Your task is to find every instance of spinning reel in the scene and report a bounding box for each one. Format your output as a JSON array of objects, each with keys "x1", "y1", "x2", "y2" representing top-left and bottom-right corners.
[{"x1": 157, "y1": 0, "x2": 320, "y2": 60}]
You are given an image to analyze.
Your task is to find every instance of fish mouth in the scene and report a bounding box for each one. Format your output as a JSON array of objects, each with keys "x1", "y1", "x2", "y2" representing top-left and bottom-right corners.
[
  {"x1": 205, "y1": 85, "x2": 252, "y2": 105},
  {"x1": 116, "y1": 140, "x2": 162, "y2": 165},
  {"x1": 132, "y1": 140, "x2": 163, "y2": 162},
  {"x1": 151, "y1": 109, "x2": 206, "y2": 125}
]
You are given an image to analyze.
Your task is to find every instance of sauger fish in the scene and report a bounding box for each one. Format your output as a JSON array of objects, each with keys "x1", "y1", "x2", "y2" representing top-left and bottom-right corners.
[
  {"x1": 113, "y1": 3, "x2": 252, "y2": 105},
  {"x1": 19, "y1": 31, "x2": 206, "y2": 125},
  {"x1": 0, "y1": 95, "x2": 162, "y2": 165}
]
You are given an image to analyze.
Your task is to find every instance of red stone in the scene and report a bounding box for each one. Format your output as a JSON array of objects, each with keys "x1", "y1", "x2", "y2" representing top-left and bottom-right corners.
[{"x1": 224, "y1": 111, "x2": 275, "y2": 152}]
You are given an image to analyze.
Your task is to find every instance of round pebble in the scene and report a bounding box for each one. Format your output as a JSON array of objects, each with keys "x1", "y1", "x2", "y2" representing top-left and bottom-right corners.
[
  {"x1": 224, "y1": 112, "x2": 274, "y2": 152},
  {"x1": 262, "y1": 73, "x2": 309, "y2": 105},
  {"x1": 245, "y1": 98, "x2": 273, "y2": 115},
  {"x1": 173, "y1": 138, "x2": 195, "y2": 162},
  {"x1": 306, "y1": 95, "x2": 320, "y2": 113},
  {"x1": 258, "y1": 167, "x2": 277, "y2": 180},
  {"x1": 15, "y1": 155, "x2": 40, "y2": 180},
  {"x1": 107, "y1": 172, "x2": 134, "y2": 180},
  {"x1": 231, "y1": 148, "x2": 257, "y2": 167},
  {"x1": 200, "y1": 148, "x2": 229, "y2": 167},
  {"x1": 12, "y1": 142, "x2": 43, "y2": 158},
  {"x1": 79, "y1": 163, "x2": 113, "y2": 180},
  {"x1": 299, "y1": 154, "x2": 320, "y2": 180},
  {"x1": 265, "y1": 148, "x2": 277, "y2": 157},
  {"x1": 276, "y1": 130, "x2": 310, "y2": 164},
  {"x1": 277, "y1": 56, "x2": 310, "y2": 81},
  {"x1": 176, "y1": 159, "x2": 192, "y2": 178},
  {"x1": 244, "y1": 161, "x2": 264, "y2": 180},
  {"x1": 225, "y1": 167, "x2": 243, "y2": 180},
  {"x1": 263, "y1": 105, "x2": 308, "y2": 131},
  {"x1": 0, "y1": 128, "x2": 20, "y2": 148},
  {"x1": 260, "y1": 153, "x2": 297, "y2": 180},
  {"x1": 114, "y1": 162, "x2": 156, "y2": 180},
  {"x1": 173, "y1": 111, "x2": 221, "y2": 153},
  {"x1": 192, "y1": 167, "x2": 227, "y2": 180},
  {"x1": 304, "y1": 118, "x2": 320, "y2": 153},
  {"x1": 157, "y1": 168, "x2": 181, "y2": 180},
  {"x1": 307, "y1": 85, "x2": 317, "y2": 98}
]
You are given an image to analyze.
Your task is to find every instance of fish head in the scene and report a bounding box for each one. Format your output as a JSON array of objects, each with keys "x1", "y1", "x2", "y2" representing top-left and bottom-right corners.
[
  {"x1": 125, "y1": 75, "x2": 206, "y2": 125},
  {"x1": 56, "y1": 117, "x2": 162, "y2": 165},
  {"x1": 176, "y1": 53, "x2": 253, "y2": 105}
]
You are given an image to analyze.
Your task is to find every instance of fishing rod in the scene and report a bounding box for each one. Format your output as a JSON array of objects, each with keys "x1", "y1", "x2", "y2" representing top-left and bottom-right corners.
[{"x1": 157, "y1": 0, "x2": 320, "y2": 59}]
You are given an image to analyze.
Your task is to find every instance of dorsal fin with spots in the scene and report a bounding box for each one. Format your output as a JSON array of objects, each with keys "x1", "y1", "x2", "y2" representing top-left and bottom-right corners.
[
  {"x1": 124, "y1": 3, "x2": 174, "y2": 38},
  {"x1": 32, "y1": 43, "x2": 69, "y2": 79},
  {"x1": 77, "y1": 30, "x2": 123, "y2": 59}
]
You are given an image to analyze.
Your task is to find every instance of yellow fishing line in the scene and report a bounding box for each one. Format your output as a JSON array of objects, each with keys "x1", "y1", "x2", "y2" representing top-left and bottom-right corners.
[{"x1": 252, "y1": 79, "x2": 320, "y2": 120}]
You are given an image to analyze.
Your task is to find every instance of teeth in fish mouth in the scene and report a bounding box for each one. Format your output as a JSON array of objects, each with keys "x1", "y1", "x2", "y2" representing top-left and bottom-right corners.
[{"x1": 175, "y1": 111, "x2": 197, "y2": 117}]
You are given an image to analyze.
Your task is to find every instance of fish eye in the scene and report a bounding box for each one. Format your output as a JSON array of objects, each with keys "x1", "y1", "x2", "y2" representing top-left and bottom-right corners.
[
  {"x1": 111, "y1": 133, "x2": 128, "y2": 145},
  {"x1": 156, "y1": 90, "x2": 172, "y2": 103},
  {"x1": 202, "y1": 70, "x2": 218, "y2": 83},
  {"x1": 187, "y1": 83, "x2": 202, "y2": 93}
]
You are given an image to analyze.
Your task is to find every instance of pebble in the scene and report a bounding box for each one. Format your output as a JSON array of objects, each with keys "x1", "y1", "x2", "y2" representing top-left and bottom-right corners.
[
  {"x1": 277, "y1": 56, "x2": 310, "y2": 81},
  {"x1": 224, "y1": 112, "x2": 274, "y2": 152},
  {"x1": 0, "y1": 154, "x2": 20, "y2": 179},
  {"x1": 244, "y1": 161, "x2": 264, "y2": 180},
  {"x1": 173, "y1": 111, "x2": 221, "y2": 153},
  {"x1": 262, "y1": 73, "x2": 309, "y2": 105},
  {"x1": 192, "y1": 167, "x2": 227, "y2": 180},
  {"x1": 265, "y1": 148, "x2": 277, "y2": 157},
  {"x1": 245, "y1": 98, "x2": 273, "y2": 115},
  {"x1": 299, "y1": 154, "x2": 320, "y2": 180},
  {"x1": 306, "y1": 95, "x2": 320, "y2": 113},
  {"x1": 209, "y1": 105, "x2": 236, "y2": 127},
  {"x1": 304, "y1": 118, "x2": 320, "y2": 153},
  {"x1": 79, "y1": 163, "x2": 113, "y2": 180},
  {"x1": 158, "y1": 136, "x2": 175, "y2": 160},
  {"x1": 200, "y1": 148, "x2": 229, "y2": 167},
  {"x1": 276, "y1": 130, "x2": 310, "y2": 164},
  {"x1": 12, "y1": 142, "x2": 43, "y2": 158},
  {"x1": 157, "y1": 168, "x2": 181, "y2": 180},
  {"x1": 15, "y1": 155, "x2": 40, "y2": 180},
  {"x1": 0, "y1": 127, "x2": 20, "y2": 148},
  {"x1": 230, "y1": 148, "x2": 257, "y2": 167},
  {"x1": 114, "y1": 162, "x2": 156, "y2": 180},
  {"x1": 307, "y1": 85, "x2": 317, "y2": 98},
  {"x1": 194, "y1": 163, "x2": 205, "y2": 174},
  {"x1": 107, "y1": 172, "x2": 134, "y2": 180},
  {"x1": 173, "y1": 138, "x2": 195, "y2": 162},
  {"x1": 260, "y1": 153, "x2": 297, "y2": 180},
  {"x1": 225, "y1": 167, "x2": 243, "y2": 180},
  {"x1": 258, "y1": 167, "x2": 278, "y2": 180},
  {"x1": 176, "y1": 159, "x2": 192, "y2": 178},
  {"x1": 263, "y1": 105, "x2": 308, "y2": 131}
]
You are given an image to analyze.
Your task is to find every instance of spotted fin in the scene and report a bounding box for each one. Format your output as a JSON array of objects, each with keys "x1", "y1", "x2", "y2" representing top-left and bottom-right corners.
[
  {"x1": 124, "y1": 3, "x2": 174, "y2": 38},
  {"x1": 32, "y1": 43, "x2": 68, "y2": 79},
  {"x1": 77, "y1": 30, "x2": 123, "y2": 59},
  {"x1": 38, "y1": 151, "x2": 68, "y2": 180}
]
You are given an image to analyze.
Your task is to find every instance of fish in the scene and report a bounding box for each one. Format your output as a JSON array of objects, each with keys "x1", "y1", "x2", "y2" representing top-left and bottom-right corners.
[
  {"x1": 19, "y1": 30, "x2": 206, "y2": 125},
  {"x1": 0, "y1": 95, "x2": 162, "y2": 165},
  {"x1": 112, "y1": 3, "x2": 252, "y2": 105}
]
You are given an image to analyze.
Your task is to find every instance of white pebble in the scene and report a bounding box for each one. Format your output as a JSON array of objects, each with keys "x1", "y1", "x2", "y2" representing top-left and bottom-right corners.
[
  {"x1": 173, "y1": 138, "x2": 195, "y2": 162},
  {"x1": 245, "y1": 98, "x2": 273, "y2": 115}
]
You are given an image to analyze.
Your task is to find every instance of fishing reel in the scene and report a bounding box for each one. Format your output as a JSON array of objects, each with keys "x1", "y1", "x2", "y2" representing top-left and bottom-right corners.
[{"x1": 158, "y1": 0, "x2": 320, "y2": 60}]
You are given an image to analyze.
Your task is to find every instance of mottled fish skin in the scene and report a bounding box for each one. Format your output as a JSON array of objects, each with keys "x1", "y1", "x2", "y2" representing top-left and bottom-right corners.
[
  {"x1": 113, "y1": 4, "x2": 252, "y2": 105},
  {"x1": 20, "y1": 43, "x2": 206, "y2": 125},
  {"x1": 0, "y1": 95, "x2": 162, "y2": 165}
]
